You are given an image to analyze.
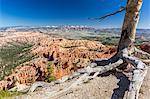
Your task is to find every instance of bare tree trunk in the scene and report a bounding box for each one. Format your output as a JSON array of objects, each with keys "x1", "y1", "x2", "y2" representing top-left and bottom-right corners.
[
  {"x1": 118, "y1": 0, "x2": 142, "y2": 52},
  {"x1": 94, "y1": 1, "x2": 147, "y2": 99},
  {"x1": 116, "y1": 1, "x2": 148, "y2": 99}
]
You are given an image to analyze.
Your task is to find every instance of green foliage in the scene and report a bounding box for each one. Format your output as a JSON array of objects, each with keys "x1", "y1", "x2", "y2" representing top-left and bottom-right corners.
[
  {"x1": 46, "y1": 76, "x2": 56, "y2": 82},
  {"x1": 0, "y1": 90, "x2": 25, "y2": 99},
  {"x1": 0, "y1": 90, "x2": 12, "y2": 99},
  {"x1": 81, "y1": 33, "x2": 146, "y2": 46},
  {"x1": 0, "y1": 42, "x2": 34, "y2": 80},
  {"x1": 81, "y1": 36, "x2": 120, "y2": 45},
  {"x1": 102, "y1": 37, "x2": 120, "y2": 45},
  {"x1": 45, "y1": 62, "x2": 56, "y2": 82}
]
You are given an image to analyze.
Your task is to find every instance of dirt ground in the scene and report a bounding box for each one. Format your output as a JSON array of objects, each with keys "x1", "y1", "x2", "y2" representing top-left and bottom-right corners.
[{"x1": 16, "y1": 68, "x2": 150, "y2": 99}]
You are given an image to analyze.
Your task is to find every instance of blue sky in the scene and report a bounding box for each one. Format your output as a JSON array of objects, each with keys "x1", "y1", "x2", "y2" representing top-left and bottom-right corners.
[{"x1": 0, "y1": 0, "x2": 149, "y2": 28}]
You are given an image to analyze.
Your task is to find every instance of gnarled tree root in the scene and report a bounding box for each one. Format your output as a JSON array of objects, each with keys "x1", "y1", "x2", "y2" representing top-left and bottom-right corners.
[
  {"x1": 92, "y1": 50, "x2": 148, "y2": 99},
  {"x1": 21, "y1": 48, "x2": 148, "y2": 99},
  {"x1": 122, "y1": 54, "x2": 148, "y2": 99},
  {"x1": 134, "y1": 47, "x2": 150, "y2": 57},
  {"x1": 49, "y1": 51, "x2": 148, "y2": 99}
]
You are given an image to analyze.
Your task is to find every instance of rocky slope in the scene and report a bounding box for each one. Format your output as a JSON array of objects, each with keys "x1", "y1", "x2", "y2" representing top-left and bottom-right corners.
[{"x1": 0, "y1": 32, "x2": 116, "y2": 91}]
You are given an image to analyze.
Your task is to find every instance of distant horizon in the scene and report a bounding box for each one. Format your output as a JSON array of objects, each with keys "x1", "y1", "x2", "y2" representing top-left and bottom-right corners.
[{"x1": 0, "y1": 25, "x2": 150, "y2": 30}]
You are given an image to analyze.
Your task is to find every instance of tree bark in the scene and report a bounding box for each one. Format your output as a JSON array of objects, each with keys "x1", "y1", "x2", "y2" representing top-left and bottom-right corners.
[{"x1": 118, "y1": 0, "x2": 143, "y2": 52}]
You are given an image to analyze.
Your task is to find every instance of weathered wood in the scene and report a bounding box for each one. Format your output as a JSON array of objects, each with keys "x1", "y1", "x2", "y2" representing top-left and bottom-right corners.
[
  {"x1": 28, "y1": 81, "x2": 52, "y2": 92},
  {"x1": 46, "y1": 59, "x2": 123, "y2": 99},
  {"x1": 134, "y1": 47, "x2": 150, "y2": 57},
  {"x1": 122, "y1": 54, "x2": 148, "y2": 99},
  {"x1": 141, "y1": 59, "x2": 150, "y2": 63},
  {"x1": 49, "y1": 73, "x2": 88, "y2": 99},
  {"x1": 89, "y1": 7, "x2": 125, "y2": 20},
  {"x1": 118, "y1": 0, "x2": 143, "y2": 52},
  {"x1": 78, "y1": 59, "x2": 123, "y2": 74},
  {"x1": 117, "y1": 1, "x2": 145, "y2": 98}
]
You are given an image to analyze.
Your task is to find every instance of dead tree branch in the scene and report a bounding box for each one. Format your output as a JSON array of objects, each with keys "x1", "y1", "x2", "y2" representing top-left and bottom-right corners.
[{"x1": 89, "y1": 7, "x2": 125, "y2": 21}]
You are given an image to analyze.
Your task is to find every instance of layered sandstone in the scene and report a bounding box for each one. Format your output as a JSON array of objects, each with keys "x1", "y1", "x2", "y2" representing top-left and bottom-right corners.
[{"x1": 32, "y1": 38, "x2": 116, "y2": 79}]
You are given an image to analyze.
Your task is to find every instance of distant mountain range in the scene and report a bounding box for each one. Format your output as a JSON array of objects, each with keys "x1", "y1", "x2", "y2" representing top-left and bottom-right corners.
[
  {"x1": 0, "y1": 26, "x2": 149, "y2": 33},
  {"x1": 0, "y1": 26, "x2": 149, "y2": 41}
]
